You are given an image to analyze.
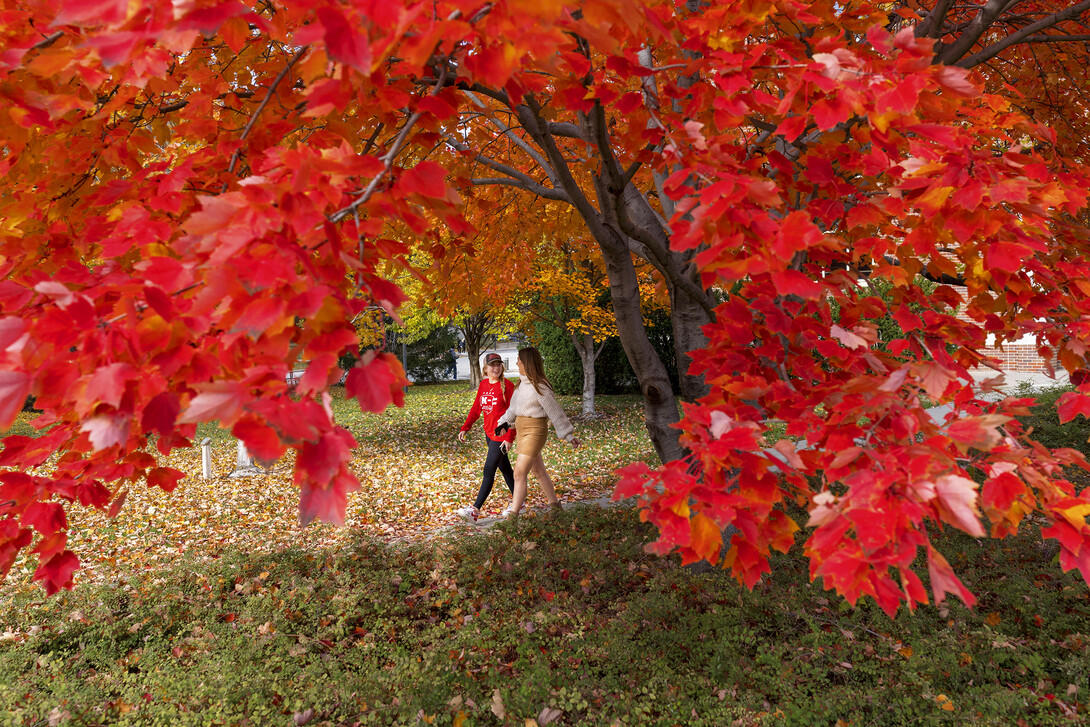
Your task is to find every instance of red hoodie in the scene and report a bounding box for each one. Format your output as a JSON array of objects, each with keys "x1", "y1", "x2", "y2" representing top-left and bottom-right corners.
[{"x1": 460, "y1": 378, "x2": 516, "y2": 443}]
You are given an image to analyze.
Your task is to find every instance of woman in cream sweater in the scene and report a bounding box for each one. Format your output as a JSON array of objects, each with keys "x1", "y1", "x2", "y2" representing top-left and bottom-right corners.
[{"x1": 494, "y1": 347, "x2": 580, "y2": 516}]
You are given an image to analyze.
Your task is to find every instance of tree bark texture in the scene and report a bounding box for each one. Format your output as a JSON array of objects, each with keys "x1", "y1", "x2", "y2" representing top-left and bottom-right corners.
[
  {"x1": 596, "y1": 225, "x2": 685, "y2": 463},
  {"x1": 458, "y1": 312, "x2": 496, "y2": 389},
  {"x1": 571, "y1": 330, "x2": 601, "y2": 416}
]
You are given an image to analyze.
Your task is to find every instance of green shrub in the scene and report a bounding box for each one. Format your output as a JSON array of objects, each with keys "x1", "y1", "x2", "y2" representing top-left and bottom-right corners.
[
  {"x1": 529, "y1": 304, "x2": 679, "y2": 397},
  {"x1": 530, "y1": 316, "x2": 582, "y2": 395},
  {"x1": 829, "y1": 276, "x2": 940, "y2": 354},
  {"x1": 1015, "y1": 383, "x2": 1090, "y2": 458},
  {"x1": 402, "y1": 326, "x2": 458, "y2": 383}
]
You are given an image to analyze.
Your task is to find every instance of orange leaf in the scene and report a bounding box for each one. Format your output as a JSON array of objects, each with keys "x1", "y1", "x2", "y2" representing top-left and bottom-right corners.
[{"x1": 690, "y1": 512, "x2": 723, "y2": 562}]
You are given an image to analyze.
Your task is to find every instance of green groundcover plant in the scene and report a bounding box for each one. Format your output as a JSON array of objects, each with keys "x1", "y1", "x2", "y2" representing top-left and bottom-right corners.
[{"x1": 2, "y1": 502, "x2": 1089, "y2": 727}]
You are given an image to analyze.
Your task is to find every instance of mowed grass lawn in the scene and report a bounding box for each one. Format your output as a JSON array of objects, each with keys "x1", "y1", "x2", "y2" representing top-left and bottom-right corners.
[
  {"x1": 1, "y1": 384, "x2": 1090, "y2": 725},
  {"x1": 2, "y1": 506, "x2": 1090, "y2": 725},
  {"x1": 0, "y1": 383, "x2": 656, "y2": 595}
]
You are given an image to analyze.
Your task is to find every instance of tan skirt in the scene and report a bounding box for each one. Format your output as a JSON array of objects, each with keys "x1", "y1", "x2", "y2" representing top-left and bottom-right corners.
[{"x1": 515, "y1": 416, "x2": 548, "y2": 458}]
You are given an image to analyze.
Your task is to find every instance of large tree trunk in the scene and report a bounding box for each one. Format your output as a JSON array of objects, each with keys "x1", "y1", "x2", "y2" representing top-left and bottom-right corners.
[
  {"x1": 571, "y1": 330, "x2": 602, "y2": 416},
  {"x1": 596, "y1": 227, "x2": 684, "y2": 463},
  {"x1": 616, "y1": 184, "x2": 716, "y2": 403},
  {"x1": 666, "y1": 278, "x2": 714, "y2": 402},
  {"x1": 502, "y1": 98, "x2": 688, "y2": 461}
]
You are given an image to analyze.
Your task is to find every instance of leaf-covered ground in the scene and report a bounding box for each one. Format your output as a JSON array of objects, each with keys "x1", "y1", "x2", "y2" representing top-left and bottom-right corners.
[{"x1": 1, "y1": 383, "x2": 656, "y2": 597}]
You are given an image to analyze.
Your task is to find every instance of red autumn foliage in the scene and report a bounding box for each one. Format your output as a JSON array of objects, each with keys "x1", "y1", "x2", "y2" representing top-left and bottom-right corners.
[{"x1": 1, "y1": 0, "x2": 1089, "y2": 613}]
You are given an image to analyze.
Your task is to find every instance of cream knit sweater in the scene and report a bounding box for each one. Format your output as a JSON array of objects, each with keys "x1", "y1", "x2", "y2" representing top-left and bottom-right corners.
[{"x1": 497, "y1": 382, "x2": 575, "y2": 442}]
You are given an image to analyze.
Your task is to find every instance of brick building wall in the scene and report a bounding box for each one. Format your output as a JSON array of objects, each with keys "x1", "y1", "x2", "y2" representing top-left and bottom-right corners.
[
  {"x1": 980, "y1": 343, "x2": 1058, "y2": 373},
  {"x1": 951, "y1": 286, "x2": 1058, "y2": 373}
]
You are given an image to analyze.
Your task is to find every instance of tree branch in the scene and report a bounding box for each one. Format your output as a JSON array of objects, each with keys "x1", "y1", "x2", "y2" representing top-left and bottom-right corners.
[
  {"x1": 956, "y1": 0, "x2": 1090, "y2": 67},
  {"x1": 546, "y1": 122, "x2": 586, "y2": 140},
  {"x1": 445, "y1": 132, "x2": 570, "y2": 201},
  {"x1": 470, "y1": 177, "x2": 572, "y2": 201},
  {"x1": 935, "y1": 0, "x2": 1020, "y2": 65},
  {"x1": 915, "y1": 0, "x2": 955, "y2": 39},
  {"x1": 461, "y1": 91, "x2": 559, "y2": 183},
  {"x1": 625, "y1": 233, "x2": 716, "y2": 317},
  {"x1": 513, "y1": 95, "x2": 611, "y2": 243},
  {"x1": 31, "y1": 31, "x2": 63, "y2": 50},
  {"x1": 586, "y1": 101, "x2": 627, "y2": 194},
  {"x1": 361, "y1": 123, "x2": 384, "y2": 156},
  {"x1": 329, "y1": 63, "x2": 451, "y2": 224},
  {"x1": 461, "y1": 82, "x2": 512, "y2": 106},
  {"x1": 1021, "y1": 33, "x2": 1090, "y2": 42},
  {"x1": 224, "y1": 45, "x2": 309, "y2": 181},
  {"x1": 638, "y1": 47, "x2": 678, "y2": 223}
]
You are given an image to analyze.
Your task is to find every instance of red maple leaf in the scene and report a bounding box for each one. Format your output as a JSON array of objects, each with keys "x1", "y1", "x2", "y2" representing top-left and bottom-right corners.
[
  {"x1": 141, "y1": 392, "x2": 180, "y2": 437},
  {"x1": 1057, "y1": 392, "x2": 1090, "y2": 424},
  {"x1": 0, "y1": 371, "x2": 32, "y2": 429},
  {"x1": 21, "y1": 501, "x2": 67, "y2": 535},
  {"x1": 400, "y1": 162, "x2": 449, "y2": 200},
  {"x1": 232, "y1": 416, "x2": 285, "y2": 466},
  {"x1": 178, "y1": 382, "x2": 246, "y2": 425},
  {"x1": 927, "y1": 546, "x2": 976, "y2": 608},
  {"x1": 82, "y1": 362, "x2": 134, "y2": 414},
  {"x1": 79, "y1": 415, "x2": 130, "y2": 451},
  {"x1": 298, "y1": 468, "x2": 359, "y2": 527},
  {"x1": 34, "y1": 550, "x2": 80, "y2": 595},
  {"x1": 146, "y1": 467, "x2": 185, "y2": 493},
  {"x1": 52, "y1": 0, "x2": 128, "y2": 27},
  {"x1": 345, "y1": 353, "x2": 409, "y2": 413},
  {"x1": 317, "y1": 6, "x2": 372, "y2": 73}
]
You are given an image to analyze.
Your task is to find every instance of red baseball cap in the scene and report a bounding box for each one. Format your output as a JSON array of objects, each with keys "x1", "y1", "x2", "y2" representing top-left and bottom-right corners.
[{"x1": 484, "y1": 353, "x2": 502, "y2": 365}]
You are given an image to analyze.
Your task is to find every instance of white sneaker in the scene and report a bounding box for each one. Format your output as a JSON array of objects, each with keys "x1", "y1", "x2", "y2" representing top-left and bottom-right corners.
[
  {"x1": 456, "y1": 505, "x2": 479, "y2": 522},
  {"x1": 501, "y1": 505, "x2": 518, "y2": 518}
]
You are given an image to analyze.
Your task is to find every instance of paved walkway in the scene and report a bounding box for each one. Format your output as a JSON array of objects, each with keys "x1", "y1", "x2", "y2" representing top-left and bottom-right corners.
[
  {"x1": 926, "y1": 368, "x2": 1071, "y2": 424},
  {"x1": 968, "y1": 368, "x2": 1069, "y2": 391}
]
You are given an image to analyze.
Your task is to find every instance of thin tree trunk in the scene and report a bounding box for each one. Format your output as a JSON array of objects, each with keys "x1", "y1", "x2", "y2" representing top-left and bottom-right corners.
[
  {"x1": 571, "y1": 330, "x2": 599, "y2": 416},
  {"x1": 465, "y1": 337, "x2": 482, "y2": 388},
  {"x1": 457, "y1": 312, "x2": 496, "y2": 389}
]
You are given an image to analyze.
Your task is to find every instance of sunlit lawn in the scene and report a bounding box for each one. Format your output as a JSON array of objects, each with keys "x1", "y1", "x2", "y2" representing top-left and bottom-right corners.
[{"x1": 1, "y1": 382, "x2": 657, "y2": 597}]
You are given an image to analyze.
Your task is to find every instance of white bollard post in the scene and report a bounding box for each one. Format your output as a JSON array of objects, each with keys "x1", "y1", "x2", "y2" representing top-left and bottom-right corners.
[
  {"x1": 201, "y1": 437, "x2": 212, "y2": 479},
  {"x1": 229, "y1": 439, "x2": 263, "y2": 478},
  {"x1": 237, "y1": 440, "x2": 253, "y2": 469}
]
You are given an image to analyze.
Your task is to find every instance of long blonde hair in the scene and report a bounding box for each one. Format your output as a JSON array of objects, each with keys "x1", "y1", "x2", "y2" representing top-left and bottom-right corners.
[{"x1": 518, "y1": 347, "x2": 552, "y2": 395}]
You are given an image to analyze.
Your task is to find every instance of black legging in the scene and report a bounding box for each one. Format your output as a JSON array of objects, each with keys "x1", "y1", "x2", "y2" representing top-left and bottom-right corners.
[{"x1": 473, "y1": 438, "x2": 515, "y2": 510}]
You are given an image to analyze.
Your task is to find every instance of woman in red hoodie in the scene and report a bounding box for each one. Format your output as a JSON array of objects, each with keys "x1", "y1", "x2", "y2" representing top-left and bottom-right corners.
[{"x1": 456, "y1": 352, "x2": 516, "y2": 521}]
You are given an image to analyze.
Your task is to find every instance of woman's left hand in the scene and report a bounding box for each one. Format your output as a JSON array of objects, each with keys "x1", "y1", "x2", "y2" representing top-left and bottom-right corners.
[{"x1": 569, "y1": 438, "x2": 581, "y2": 449}]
